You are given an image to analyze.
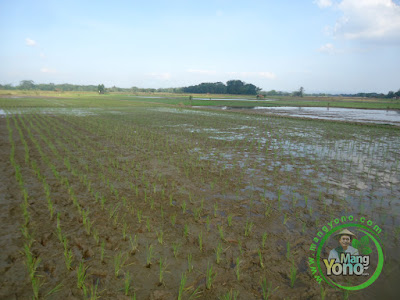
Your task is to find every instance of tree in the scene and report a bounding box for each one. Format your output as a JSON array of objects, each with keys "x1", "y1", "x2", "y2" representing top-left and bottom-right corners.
[
  {"x1": 299, "y1": 87, "x2": 304, "y2": 97},
  {"x1": 226, "y1": 80, "x2": 244, "y2": 94},
  {"x1": 98, "y1": 84, "x2": 105, "y2": 94},
  {"x1": 292, "y1": 87, "x2": 304, "y2": 97},
  {"x1": 386, "y1": 91, "x2": 394, "y2": 98},
  {"x1": 19, "y1": 80, "x2": 35, "y2": 90}
]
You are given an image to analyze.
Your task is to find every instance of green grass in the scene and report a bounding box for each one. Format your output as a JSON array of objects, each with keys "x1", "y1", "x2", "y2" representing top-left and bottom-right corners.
[{"x1": 1, "y1": 89, "x2": 399, "y2": 109}]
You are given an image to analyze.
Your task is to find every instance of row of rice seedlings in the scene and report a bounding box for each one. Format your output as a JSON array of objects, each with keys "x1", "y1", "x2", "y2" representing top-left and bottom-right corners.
[
  {"x1": 25, "y1": 114, "x2": 141, "y2": 297},
  {"x1": 29, "y1": 109, "x2": 398, "y2": 294},
  {"x1": 7, "y1": 114, "x2": 63, "y2": 299}
]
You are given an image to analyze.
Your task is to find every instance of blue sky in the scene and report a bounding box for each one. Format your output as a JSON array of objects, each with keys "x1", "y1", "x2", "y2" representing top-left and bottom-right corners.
[{"x1": 1, "y1": 0, "x2": 400, "y2": 93}]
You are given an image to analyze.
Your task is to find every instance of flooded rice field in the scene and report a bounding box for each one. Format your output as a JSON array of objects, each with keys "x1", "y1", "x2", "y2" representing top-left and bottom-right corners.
[
  {"x1": 1, "y1": 104, "x2": 399, "y2": 299},
  {"x1": 196, "y1": 106, "x2": 400, "y2": 126}
]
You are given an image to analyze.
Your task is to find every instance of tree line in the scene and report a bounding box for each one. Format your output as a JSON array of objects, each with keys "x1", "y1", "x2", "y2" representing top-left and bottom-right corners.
[
  {"x1": 1, "y1": 80, "x2": 399, "y2": 99},
  {"x1": 182, "y1": 80, "x2": 261, "y2": 95}
]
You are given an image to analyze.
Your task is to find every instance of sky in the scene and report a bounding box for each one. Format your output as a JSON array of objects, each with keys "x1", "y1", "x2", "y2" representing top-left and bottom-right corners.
[{"x1": 1, "y1": 0, "x2": 400, "y2": 94}]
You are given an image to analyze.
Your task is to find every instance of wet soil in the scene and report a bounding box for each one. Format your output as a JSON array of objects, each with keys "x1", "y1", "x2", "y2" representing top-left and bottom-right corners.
[{"x1": 1, "y1": 108, "x2": 399, "y2": 300}]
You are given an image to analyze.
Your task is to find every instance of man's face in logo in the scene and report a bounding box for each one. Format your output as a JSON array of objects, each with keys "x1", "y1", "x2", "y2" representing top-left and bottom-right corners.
[{"x1": 339, "y1": 235, "x2": 351, "y2": 249}]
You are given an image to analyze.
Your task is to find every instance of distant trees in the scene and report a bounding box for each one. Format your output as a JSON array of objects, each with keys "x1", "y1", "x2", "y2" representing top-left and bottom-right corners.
[
  {"x1": 182, "y1": 80, "x2": 261, "y2": 95},
  {"x1": 292, "y1": 87, "x2": 304, "y2": 97},
  {"x1": 0, "y1": 80, "x2": 398, "y2": 99},
  {"x1": 98, "y1": 84, "x2": 105, "y2": 94},
  {"x1": 19, "y1": 80, "x2": 36, "y2": 90}
]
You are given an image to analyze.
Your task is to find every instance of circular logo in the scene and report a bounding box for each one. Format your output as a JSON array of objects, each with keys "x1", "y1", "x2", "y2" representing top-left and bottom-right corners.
[{"x1": 316, "y1": 223, "x2": 384, "y2": 291}]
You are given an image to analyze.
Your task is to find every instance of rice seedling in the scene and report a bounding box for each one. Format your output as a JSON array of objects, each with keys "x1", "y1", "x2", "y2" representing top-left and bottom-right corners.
[
  {"x1": 137, "y1": 209, "x2": 142, "y2": 223},
  {"x1": 260, "y1": 277, "x2": 279, "y2": 300},
  {"x1": 258, "y1": 249, "x2": 265, "y2": 268},
  {"x1": 215, "y1": 242, "x2": 223, "y2": 264},
  {"x1": 214, "y1": 203, "x2": 218, "y2": 217},
  {"x1": 235, "y1": 257, "x2": 241, "y2": 281},
  {"x1": 290, "y1": 259, "x2": 297, "y2": 288},
  {"x1": 262, "y1": 232, "x2": 268, "y2": 249},
  {"x1": 146, "y1": 244, "x2": 154, "y2": 267},
  {"x1": 22, "y1": 243, "x2": 40, "y2": 281},
  {"x1": 218, "y1": 224, "x2": 225, "y2": 241},
  {"x1": 124, "y1": 271, "x2": 132, "y2": 296},
  {"x1": 114, "y1": 251, "x2": 127, "y2": 277},
  {"x1": 56, "y1": 212, "x2": 62, "y2": 242},
  {"x1": 100, "y1": 195, "x2": 106, "y2": 210},
  {"x1": 44, "y1": 283, "x2": 63, "y2": 299},
  {"x1": 172, "y1": 242, "x2": 181, "y2": 258},
  {"x1": 227, "y1": 214, "x2": 233, "y2": 227},
  {"x1": 156, "y1": 230, "x2": 164, "y2": 245},
  {"x1": 187, "y1": 253, "x2": 193, "y2": 272},
  {"x1": 158, "y1": 257, "x2": 167, "y2": 285},
  {"x1": 206, "y1": 262, "x2": 216, "y2": 290},
  {"x1": 87, "y1": 281, "x2": 100, "y2": 300},
  {"x1": 170, "y1": 213, "x2": 177, "y2": 226},
  {"x1": 286, "y1": 241, "x2": 291, "y2": 260},
  {"x1": 129, "y1": 234, "x2": 138, "y2": 255},
  {"x1": 320, "y1": 286, "x2": 326, "y2": 300},
  {"x1": 194, "y1": 207, "x2": 202, "y2": 221},
  {"x1": 283, "y1": 213, "x2": 288, "y2": 225},
  {"x1": 238, "y1": 239, "x2": 244, "y2": 256},
  {"x1": 178, "y1": 272, "x2": 187, "y2": 300},
  {"x1": 206, "y1": 215, "x2": 211, "y2": 231},
  {"x1": 184, "y1": 224, "x2": 189, "y2": 238},
  {"x1": 244, "y1": 219, "x2": 253, "y2": 237},
  {"x1": 77, "y1": 261, "x2": 88, "y2": 291},
  {"x1": 62, "y1": 237, "x2": 73, "y2": 270},
  {"x1": 122, "y1": 221, "x2": 128, "y2": 241}
]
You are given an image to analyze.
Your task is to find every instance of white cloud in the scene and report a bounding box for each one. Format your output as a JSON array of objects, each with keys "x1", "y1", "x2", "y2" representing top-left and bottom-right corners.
[
  {"x1": 318, "y1": 43, "x2": 337, "y2": 54},
  {"x1": 148, "y1": 72, "x2": 172, "y2": 80},
  {"x1": 226, "y1": 71, "x2": 276, "y2": 80},
  {"x1": 314, "y1": 0, "x2": 333, "y2": 8},
  {"x1": 258, "y1": 72, "x2": 277, "y2": 79},
  {"x1": 26, "y1": 38, "x2": 37, "y2": 46},
  {"x1": 40, "y1": 67, "x2": 56, "y2": 73},
  {"x1": 187, "y1": 69, "x2": 217, "y2": 75},
  {"x1": 327, "y1": 0, "x2": 400, "y2": 43}
]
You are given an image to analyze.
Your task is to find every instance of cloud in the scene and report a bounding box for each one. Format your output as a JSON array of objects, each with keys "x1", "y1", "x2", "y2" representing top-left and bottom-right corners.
[
  {"x1": 258, "y1": 72, "x2": 277, "y2": 79},
  {"x1": 226, "y1": 71, "x2": 276, "y2": 80},
  {"x1": 148, "y1": 72, "x2": 172, "y2": 80},
  {"x1": 40, "y1": 67, "x2": 56, "y2": 73},
  {"x1": 26, "y1": 38, "x2": 37, "y2": 46},
  {"x1": 187, "y1": 69, "x2": 217, "y2": 75},
  {"x1": 318, "y1": 43, "x2": 337, "y2": 54},
  {"x1": 325, "y1": 0, "x2": 400, "y2": 43},
  {"x1": 314, "y1": 0, "x2": 333, "y2": 8}
]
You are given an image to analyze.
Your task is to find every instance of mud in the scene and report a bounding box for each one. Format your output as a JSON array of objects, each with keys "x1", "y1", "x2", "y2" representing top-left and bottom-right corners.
[{"x1": 1, "y1": 107, "x2": 399, "y2": 299}]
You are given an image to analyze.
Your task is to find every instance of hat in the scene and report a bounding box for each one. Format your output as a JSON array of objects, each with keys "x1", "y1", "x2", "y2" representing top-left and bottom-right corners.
[{"x1": 334, "y1": 229, "x2": 357, "y2": 239}]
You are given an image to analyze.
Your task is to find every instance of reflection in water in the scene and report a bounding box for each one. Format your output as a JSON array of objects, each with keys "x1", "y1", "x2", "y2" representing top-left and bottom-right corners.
[{"x1": 212, "y1": 106, "x2": 400, "y2": 126}]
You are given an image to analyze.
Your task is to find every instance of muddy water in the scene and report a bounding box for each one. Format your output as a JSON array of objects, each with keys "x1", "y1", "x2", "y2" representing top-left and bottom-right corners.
[
  {"x1": 255, "y1": 106, "x2": 400, "y2": 126},
  {"x1": 194, "y1": 106, "x2": 400, "y2": 126}
]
